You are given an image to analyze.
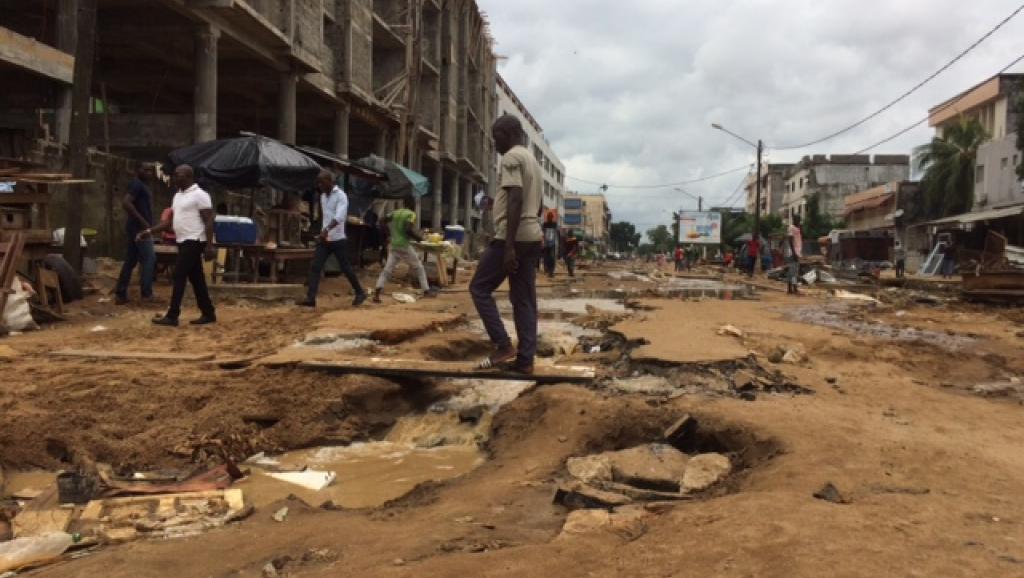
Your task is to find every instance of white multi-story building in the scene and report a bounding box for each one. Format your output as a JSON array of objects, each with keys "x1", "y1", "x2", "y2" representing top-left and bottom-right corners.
[{"x1": 495, "y1": 74, "x2": 565, "y2": 211}]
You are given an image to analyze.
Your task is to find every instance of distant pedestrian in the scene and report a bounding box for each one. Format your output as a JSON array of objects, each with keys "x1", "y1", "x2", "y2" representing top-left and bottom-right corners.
[
  {"x1": 747, "y1": 235, "x2": 761, "y2": 278},
  {"x1": 674, "y1": 245, "x2": 684, "y2": 272},
  {"x1": 471, "y1": 115, "x2": 543, "y2": 375},
  {"x1": 542, "y1": 210, "x2": 559, "y2": 278},
  {"x1": 894, "y1": 242, "x2": 906, "y2": 278},
  {"x1": 760, "y1": 239, "x2": 772, "y2": 273},
  {"x1": 299, "y1": 170, "x2": 367, "y2": 308},
  {"x1": 786, "y1": 215, "x2": 803, "y2": 294},
  {"x1": 941, "y1": 239, "x2": 957, "y2": 279},
  {"x1": 563, "y1": 230, "x2": 579, "y2": 277},
  {"x1": 140, "y1": 164, "x2": 217, "y2": 326},
  {"x1": 373, "y1": 199, "x2": 436, "y2": 303},
  {"x1": 115, "y1": 163, "x2": 157, "y2": 305}
]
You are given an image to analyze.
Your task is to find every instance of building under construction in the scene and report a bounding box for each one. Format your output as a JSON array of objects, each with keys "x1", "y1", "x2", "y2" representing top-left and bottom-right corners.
[{"x1": 1, "y1": 0, "x2": 497, "y2": 251}]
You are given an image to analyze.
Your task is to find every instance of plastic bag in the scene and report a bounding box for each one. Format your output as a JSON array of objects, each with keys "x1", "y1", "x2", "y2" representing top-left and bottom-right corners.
[
  {"x1": 0, "y1": 532, "x2": 74, "y2": 572},
  {"x1": 3, "y1": 277, "x2": 38, "y2": 332}
]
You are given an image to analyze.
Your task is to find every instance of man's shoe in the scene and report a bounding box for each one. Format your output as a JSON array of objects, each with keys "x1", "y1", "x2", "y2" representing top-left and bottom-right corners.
[
  {"x1": 352, "y1": 292, "x2": 368, "y2": 307},
  {"x1": 189, "y1": 315, "x2": 217, "y2": 325},
  {"x1": 114, "y1": 295, "x2": 129, "y2": 305},
  {"x1": 297, "y1": 300, "x2": 316, "y2": 308},
  {"x1": 151, "y1": 316, "x2": 178, "y2": 327},
  {"x1": 372, "y1": 291, "x2": 383, "y2": 304},
  {"x1": 423, "y1": 288, "x2": 439, "y2": 298}
]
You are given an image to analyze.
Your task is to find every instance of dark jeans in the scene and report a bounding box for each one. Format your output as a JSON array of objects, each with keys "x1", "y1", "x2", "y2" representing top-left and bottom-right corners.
[
  {"x1": 543, "y1": 246, "x2": 557, "y2": 276},
  {"x1": 895, "y1": 259, "x2": 905, "y2": 278},
  {"x1": 564, "y1": 256, "x2": 576, "y2": 277},
  {"x1": 167, "y1": 240, "x2": 215, "y2": 320},
  {"x1": 307, "y1": 238, "x2": 364, "y2": 303},
  {"x1": 115, "y1": 238, "x2": 155, "y2": 298},
  {"x1": 471, "y1": 241, "x2": 542, "y2": 367}
]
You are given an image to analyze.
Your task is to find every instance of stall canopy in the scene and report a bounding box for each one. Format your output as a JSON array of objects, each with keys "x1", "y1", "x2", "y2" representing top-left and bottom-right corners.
[
  {"x1": 922, "y1": 203, "x2": 1024, "y2": 227},
  {"x1": 356, "y1": 155, "x2": 430, "y2": 199},
  {"x1": 294, "y1": 146, "x2": 386, "y2": 182},
  {"x1": 166, "y1": 135, "x2": 322, "y2": 194}
]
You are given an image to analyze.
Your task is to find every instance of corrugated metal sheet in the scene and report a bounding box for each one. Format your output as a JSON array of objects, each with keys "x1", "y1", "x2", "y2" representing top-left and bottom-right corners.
[{"x1": 924, "y1": 204, "x2": 1024, "y2": 226}]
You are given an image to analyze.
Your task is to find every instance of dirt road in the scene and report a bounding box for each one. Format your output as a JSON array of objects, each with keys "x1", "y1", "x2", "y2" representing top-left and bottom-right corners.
[{"x1": 2, "y1": 263, "x2": 1023, "y2": 577}]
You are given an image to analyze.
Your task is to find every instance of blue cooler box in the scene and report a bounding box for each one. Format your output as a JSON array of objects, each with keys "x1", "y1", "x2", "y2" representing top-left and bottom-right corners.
[
  {"x1": 214, "y1": 216, "x2": 259, "y2": 244},
  {"x1": 444, "y1": 225, "x2": 465, "y2": 244}
]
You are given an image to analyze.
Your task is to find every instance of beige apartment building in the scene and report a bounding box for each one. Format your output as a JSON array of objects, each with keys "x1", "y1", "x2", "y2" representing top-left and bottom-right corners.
[
  {"x1": 562, "y1": 193, "x2": 611, "y2": 250},
  {"x1": 495, "y1": 75, "x2": 565, "y2": 211}
]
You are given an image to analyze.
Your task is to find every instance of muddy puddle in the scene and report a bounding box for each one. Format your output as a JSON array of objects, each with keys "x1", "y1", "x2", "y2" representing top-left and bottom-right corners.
[
  {"x1": 787, "y1": 305, "x2": 975, "y2": 350},
  {"x1": 238, "y1": 379, "x2": 533, "y2": 510},
  {"x1": 550, "y1": 280, "x2": 754, "y2": 301}
]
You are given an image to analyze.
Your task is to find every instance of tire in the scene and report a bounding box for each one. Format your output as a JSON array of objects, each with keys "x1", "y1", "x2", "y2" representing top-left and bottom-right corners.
[{"x1": 43, "y1": 254, "x2": 84, "y2": 303}]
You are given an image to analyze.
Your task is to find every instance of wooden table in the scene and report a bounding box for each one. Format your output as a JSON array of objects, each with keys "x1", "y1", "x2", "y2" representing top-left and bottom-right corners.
[{"x1": 413, "y1": 241, "x2": 457, "y2": 287}]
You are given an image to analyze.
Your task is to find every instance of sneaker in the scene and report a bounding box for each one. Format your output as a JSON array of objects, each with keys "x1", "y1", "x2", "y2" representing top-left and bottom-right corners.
[
  {"x1": 372, "y1": 292, "x2": 383, "y2": 304},
  {"x1": 151, "y1": 316, "x2": 178, "y2": 327},
  {"x1": 423, "y1": 288, "x2": 440, "y2": 298},
  {"x1": 189, "y1": 315, "x2": 217, "y2": 325},
  {"x1": 352, "y1": 292, "x2": 368, "y2": 307},
  {"x1": 114, "y1": 295, "x2": 129, "y2": 305}
]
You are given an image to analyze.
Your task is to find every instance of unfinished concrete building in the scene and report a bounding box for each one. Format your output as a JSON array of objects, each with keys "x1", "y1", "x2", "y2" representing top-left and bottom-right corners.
[{"x1": 1, "y1": 0, "x2": 497, "y2": 253}]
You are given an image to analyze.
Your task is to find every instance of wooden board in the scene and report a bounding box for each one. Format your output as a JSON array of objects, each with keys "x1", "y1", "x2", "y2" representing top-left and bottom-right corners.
[
  {"x1": 76, "y1": 489, "x2": 247, "y2": 543},
  {"x1": 52, "y1": 349, "x2": 216, "y2": 362},
  {"x1": 295, "y1": 357, "x2": 595, "y2": 384}
]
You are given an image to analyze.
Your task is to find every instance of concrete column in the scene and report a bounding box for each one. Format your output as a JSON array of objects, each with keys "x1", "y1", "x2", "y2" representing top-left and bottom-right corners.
[
  {"x1": 55, "y1": 0, "x2": 77, "y2": 145},
  {"x1": 194, "y1": 23, "x2": 220, "y2": 143},
  {"x1": 432, "y1": 164, "x2": 443, "y2": 230},
  {"x1": 278, "y1": 70, "x2": 298, "y2": 144},
  {"x1": 333, "y1": 102, "x2": 350, "y2": 158},
  {"x1": 375, "y1": 131, "x2": 388, "y2": 157},
  {"x1": 449, "y1": 172, "x2": 460, "y2": 226},
  {"x1": 463, "y1": 179, "x2": 473, "y2": 230}
]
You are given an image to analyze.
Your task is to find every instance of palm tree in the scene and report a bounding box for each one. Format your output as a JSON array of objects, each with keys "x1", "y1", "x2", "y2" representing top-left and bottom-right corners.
[{"x1": 913, "y1": 116, "x2": 988, "y2": 218}]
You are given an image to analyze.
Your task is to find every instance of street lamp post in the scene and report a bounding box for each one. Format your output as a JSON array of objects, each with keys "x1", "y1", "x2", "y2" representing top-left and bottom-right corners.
[
  {"x1": 673, "y1": 187, "x2": 703, "y2": 212},
  {"x1": 712, "y1": 123, "x2": 763, "y2": 237}
]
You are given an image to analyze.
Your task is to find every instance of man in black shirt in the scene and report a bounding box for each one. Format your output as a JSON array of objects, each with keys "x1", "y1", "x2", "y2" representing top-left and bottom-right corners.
[{"x1": 115, "y1": 163, "x2": 157, "y2": 304}]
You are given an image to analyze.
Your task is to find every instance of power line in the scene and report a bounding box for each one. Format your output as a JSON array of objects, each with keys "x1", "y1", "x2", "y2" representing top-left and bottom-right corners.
[
  {"x1": 565, "y1": 164, "x2": 751, "y2": 189},
  {"x1": 855, "y1": 50, "x2": 1024, "y2": 154},
  {"x1": 720, "y1": 169, "x2": 753, "y2": 208},
  {"x1": 770, "y1": 2, "x2": 1024, "y2": 150}
]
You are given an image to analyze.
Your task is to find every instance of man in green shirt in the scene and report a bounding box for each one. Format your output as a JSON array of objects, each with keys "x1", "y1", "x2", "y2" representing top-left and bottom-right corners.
[{"x1": 373, "y1": 199, "x2": 437, "y2": 303}]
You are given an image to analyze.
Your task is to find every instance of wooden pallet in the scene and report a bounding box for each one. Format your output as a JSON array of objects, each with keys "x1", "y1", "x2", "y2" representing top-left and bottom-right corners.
[{"x1": 295, "y1": 357, "x2": 596, "y2": 384}]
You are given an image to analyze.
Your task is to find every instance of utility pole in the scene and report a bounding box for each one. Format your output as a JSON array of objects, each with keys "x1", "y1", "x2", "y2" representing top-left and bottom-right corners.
[
  {"x1": 753, "y1": 139, "x2": 763, "y2": 238},
  {"x1": 64, "y1": 0, "x2": 97, "y2": 273}
]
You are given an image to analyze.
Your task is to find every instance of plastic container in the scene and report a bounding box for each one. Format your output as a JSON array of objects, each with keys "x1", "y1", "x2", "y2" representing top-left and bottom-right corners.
[
  {"x1": 0, "y1": 533, "x2": 75, "y2": 573},
  {"x1": 443, "y1": 225, "x2": 465, "y2": 245},
  {"x1": 57, "y1": 472, "x2": 94, "y2": 504},
  {"x1": 214, "y1": 216, "x2": 259, "y2": 245}
]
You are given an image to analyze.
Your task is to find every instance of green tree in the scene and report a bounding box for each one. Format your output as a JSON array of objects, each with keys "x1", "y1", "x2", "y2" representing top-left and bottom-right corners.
[
  {"x1": 609, "y1": 221, "x2": 640, "y2": 252},
  {"x1": 914, "y1": 116, "x2": 988, "y2": 218},
  {"x1": 646, "y1": 225, "x2": 674, "y2": 252},
  {"x1": 803, "y1": 193, "x2": 842, "y2": 240}
]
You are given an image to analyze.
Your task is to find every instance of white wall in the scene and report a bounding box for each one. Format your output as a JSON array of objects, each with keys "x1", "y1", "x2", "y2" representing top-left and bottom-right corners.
[{"x1": 975, "y1": 133, "x2": 1024, "y2": 209}]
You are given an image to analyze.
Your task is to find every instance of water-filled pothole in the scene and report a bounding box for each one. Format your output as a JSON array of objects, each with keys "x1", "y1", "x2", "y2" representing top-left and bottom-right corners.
[
  {"x1": 609, "y1": 357, "x2": 814, "y2": 401},
  {"x1": 787, "y1": 305, "x2": 975, "y2": 351}
]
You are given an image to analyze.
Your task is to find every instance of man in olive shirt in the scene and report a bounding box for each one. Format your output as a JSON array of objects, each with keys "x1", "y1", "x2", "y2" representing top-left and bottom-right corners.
[
  {"x1": 373, "y1": 198, "x2": 436, "y2": 302},
  {"x1": 471, "y1": 115, "x2": 543, "y2": 374}
]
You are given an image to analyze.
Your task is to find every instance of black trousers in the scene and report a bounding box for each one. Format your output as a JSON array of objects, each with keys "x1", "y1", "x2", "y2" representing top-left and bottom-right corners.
[
  {"x1": 167, "y1": 240, "x2": 215, "y2": 320},
  {"x1": 306, "y1": 238, "x2": 364, "y2": 302}
]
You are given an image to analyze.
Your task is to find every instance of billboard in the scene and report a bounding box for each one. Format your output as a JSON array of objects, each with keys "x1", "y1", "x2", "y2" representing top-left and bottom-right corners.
[{"x1": 678, "y1": 211, "x2": 722, "y2": 245}]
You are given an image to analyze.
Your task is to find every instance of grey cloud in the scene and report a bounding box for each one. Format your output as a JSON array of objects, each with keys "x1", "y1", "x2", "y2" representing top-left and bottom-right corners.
[{"x1": 479, "y1": 0, "x2": 1024, "y2": 230}]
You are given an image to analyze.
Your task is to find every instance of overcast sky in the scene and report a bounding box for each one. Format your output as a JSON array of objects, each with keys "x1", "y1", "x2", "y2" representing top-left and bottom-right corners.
[{"x1": 477, "y1": 0, "x2": 1024, "y2": 232}]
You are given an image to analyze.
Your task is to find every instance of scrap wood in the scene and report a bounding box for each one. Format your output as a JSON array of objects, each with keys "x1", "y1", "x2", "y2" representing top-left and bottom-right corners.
[
  {"x1": 95, "y1": 463, "x2": 240, "y2": 497},
  {"x1": 298, "y1": 357, "x2": 596, "y2": 384},
  {"x1": 75, "y1": 489, "x2": 250, "y2": 543},
  {"x1": 11, "y1": 486, "x2": 73, "y2": 538},
  {"x1": 51, "y1": 349, "x2": 216, "y2": 362}
]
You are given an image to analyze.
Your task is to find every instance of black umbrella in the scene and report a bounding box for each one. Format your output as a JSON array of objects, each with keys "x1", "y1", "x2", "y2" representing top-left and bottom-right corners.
[{"x1": 166, "y1": 135, "x2": 322, "y2": 193}]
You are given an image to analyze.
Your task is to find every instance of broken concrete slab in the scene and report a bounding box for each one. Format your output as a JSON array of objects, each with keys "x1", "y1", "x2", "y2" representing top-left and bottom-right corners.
[
  {"x1": 611, "y1": 300, "x2": 749, "y2": 364},
  {"x1": 605, "y1": 444, "x2": 690, "y2": 492},
  {"x1": 681, "y1": 453, "x2": 732, "y2": 493},
  {"x1": 554, "y1": 481, "x2": 632, "y2": 510},
  {"x1": 566, "y1": 455, "x2": 612, "y2": 484},
  {"x1": 556, "y1": 507, "x2": 648, "y2": 541}
]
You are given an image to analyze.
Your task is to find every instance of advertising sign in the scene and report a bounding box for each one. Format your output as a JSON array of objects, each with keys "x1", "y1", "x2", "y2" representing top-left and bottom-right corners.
[{"x1": 678, "y1": 211, "x2": 721, "y2": 244}]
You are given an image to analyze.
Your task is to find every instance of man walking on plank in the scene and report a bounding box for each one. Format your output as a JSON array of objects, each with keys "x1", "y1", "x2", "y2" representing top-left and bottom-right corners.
[{"x1": 471, "y1": 115, "x2": 543, "y2": 374}]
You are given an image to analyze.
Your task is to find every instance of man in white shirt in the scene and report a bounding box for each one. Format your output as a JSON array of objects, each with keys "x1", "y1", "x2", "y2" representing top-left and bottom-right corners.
[
  {"x1": 138, "y1": 164, "x2": 217, "y2": 326},
  {"x1": 299, "y1": 170, "x2": 367, "y2": 307},
  {"x1": 786, "y1": 214, "x2": 804, "y2": 295}
]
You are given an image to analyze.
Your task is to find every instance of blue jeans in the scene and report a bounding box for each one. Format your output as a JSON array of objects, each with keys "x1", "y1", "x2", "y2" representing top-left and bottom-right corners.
[{"x1": 115, "y1": 238, "x2": 155, "y2": 299}]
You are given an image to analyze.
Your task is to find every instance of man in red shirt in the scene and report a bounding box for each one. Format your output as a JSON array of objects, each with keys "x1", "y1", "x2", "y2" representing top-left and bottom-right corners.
[{"x1": 747, "y1": 235, "x2": 761, "y2": 278}]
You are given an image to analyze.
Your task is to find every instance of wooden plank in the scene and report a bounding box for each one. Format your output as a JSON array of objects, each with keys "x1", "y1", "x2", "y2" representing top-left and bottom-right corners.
[
  {"x1": 12, "y1": 486, "x2": 73, "y2": 538},
  {"x1": 297, "y1": 358, "x2": 596, "y2": 384},
  {"x1": 0, "y1": 27, "x2": 74, "y2": 84},
  {"x1": 52, "y1": 349, "x2": 216, "y2": 362}
]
